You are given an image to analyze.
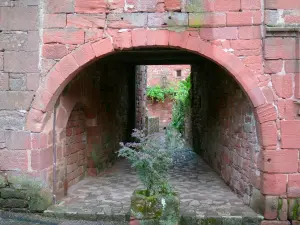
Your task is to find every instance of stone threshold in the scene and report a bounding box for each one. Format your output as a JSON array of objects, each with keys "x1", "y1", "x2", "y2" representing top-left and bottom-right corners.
[{"x1": 43, "y1": 208, "x2": 263, "y2": 225}]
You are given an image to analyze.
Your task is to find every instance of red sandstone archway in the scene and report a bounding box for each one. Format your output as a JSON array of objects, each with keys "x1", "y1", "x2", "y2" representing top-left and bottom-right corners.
[{"x1": 26, "y1": 29, "x2": 270, "y2": 135}]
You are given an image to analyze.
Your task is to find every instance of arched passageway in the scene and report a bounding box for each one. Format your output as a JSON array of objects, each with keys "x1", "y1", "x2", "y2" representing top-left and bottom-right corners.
[{"x1": 26, "y1": 31, "x2": 269, "y2": 222}]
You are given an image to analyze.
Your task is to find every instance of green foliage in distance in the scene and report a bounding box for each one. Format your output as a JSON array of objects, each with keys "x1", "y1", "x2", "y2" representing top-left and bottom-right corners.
[
  {"x1": 146, "y1": 85, "x2": 177, "y2": 102},
  {"x1": 171, "y1": 76, "x2": 191, "y2": 133}
]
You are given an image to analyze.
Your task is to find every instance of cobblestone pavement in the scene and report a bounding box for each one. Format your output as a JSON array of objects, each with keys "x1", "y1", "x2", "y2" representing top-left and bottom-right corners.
[{"x1": 45, "y1": 149, "x2": 262, "y2": 223}]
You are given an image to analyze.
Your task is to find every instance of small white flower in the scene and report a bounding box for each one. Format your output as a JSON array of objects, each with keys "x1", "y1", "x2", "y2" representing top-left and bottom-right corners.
[{"x1": 161, "y1": 198, "x2": 166, "y2": 209}]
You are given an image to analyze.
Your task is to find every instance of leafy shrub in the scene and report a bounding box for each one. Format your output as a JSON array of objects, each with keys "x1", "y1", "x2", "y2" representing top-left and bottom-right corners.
[
  {"x1": 118, "y1": 127, "x2": 185, "y2": 197},
  {"x1": 146, "y1": 86, "x2": 177, "y2": 102},
  {"x1": 171, "y1": 76, "x2": 191, "y2": 133},
  {"x1": 147, "y1": 85, "x2": 166, "y2": 102}
]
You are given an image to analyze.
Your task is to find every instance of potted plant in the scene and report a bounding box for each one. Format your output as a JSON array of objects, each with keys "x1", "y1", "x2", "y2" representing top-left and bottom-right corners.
[{"x1": 118, "y1": 128, "x2": 185, "y2": 225}]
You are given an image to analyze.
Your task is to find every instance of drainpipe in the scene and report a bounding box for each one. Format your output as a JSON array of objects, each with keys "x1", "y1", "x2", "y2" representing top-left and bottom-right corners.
[{"x1": 52, "y1": 101, "x2": 58, "y2": 204}]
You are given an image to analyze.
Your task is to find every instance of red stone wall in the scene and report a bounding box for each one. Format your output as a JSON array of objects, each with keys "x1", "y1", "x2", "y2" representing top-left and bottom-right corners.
[
  {"x1": 65, "y1": 105, "x2": 87, "y2": 189},
  {"x1": 147, "y1": 65, "x2": 190, "y2": 87},
  {"x1": 1, "y1": 0, "x2": 300, "y2": 221},
  {"x1": 192, "y1": 62, "x2": 261, "y2": 206},
  {"x1": 147, "y1": 98, "x2": 173, "y2": 128}
]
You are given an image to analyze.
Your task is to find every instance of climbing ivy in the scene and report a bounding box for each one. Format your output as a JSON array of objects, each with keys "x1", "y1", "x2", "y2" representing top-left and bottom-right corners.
[{"x1": 171, "y1": 76, "x2": 191, "y2": 133}]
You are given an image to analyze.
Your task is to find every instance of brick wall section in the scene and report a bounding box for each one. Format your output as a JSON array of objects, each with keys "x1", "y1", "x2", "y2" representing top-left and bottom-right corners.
[
  {"x1": 191, "y1": 62, "x2": 261, "y2": 206},
  {"x1": 147, "y1": 98, "x2": 173, "y2": 128},
  {"x1": 263, "y1": 1, "x2": 300, "y2": 223},
  {"x1": 65, "y1": 106, "x2": 87, "y2": 189},
  {"x1": 0, "y1": 0, "x2": 40, "y2": 131},
  {"x1": 147, "y1": 65, "x2": 190, "y2": 87}
]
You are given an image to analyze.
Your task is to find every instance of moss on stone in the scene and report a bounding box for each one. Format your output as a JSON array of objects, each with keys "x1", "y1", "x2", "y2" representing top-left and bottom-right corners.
[
  {"x1": 131, "y1": 189, "x2": 179, "y2": 223},
  {"x1": 277, "y1": 198, "x2": 283, "y2": 219},
  {"x1": 0, "y1": 188, "x2": 27, "y2": 199},
  {"x1": 28, "y1": 188, "x2": 52, "y2": 212},
  {"x1": 186, "y1": 0, "x2": 203, "y2": 12},
  {"x1": 0, "y1": 175, "x2": 7, "y2": 188},
  {"x1": 292, "y1": 198, "x2": 299, "y2": 220}
]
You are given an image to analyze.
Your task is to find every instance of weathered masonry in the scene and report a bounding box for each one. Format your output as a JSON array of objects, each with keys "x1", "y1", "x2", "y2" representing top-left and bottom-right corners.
[{"x1": 1, "y1": 0, "x2": 300, "y2": 223}]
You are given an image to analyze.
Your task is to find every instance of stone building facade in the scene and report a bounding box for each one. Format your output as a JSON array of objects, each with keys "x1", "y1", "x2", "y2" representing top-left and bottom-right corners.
[{"x1": 0, "y1": 0, "x2": 300, "y2": 223}]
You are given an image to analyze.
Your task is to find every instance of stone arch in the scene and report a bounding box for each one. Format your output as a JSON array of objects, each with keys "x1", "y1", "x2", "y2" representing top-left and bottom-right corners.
[{"x1": 26, "y1": 29, "x2": 270, "y2": 134}]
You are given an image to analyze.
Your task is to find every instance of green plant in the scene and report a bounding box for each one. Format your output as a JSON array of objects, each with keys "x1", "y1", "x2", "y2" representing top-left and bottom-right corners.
[
  {"x1": 146, "y1": 86, "x2": 177, "y2": 102},
  {"x1": 117, "y1": 127, "x2": 185, "y2": 197},
  {"x1": 171, "y1": 76, "x2": 191, "y2": 133},
  {"x1": 147, "y1": 85, "x2": 166, "y2": 102}
]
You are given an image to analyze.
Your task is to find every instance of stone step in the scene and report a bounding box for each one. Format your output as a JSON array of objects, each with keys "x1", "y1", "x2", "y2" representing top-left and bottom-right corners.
[{"x1": 44, "y1": 208, "x2": 263, "y2": 225}]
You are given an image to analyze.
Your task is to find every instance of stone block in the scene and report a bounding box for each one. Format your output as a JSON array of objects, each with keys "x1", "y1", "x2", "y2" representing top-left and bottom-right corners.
[
  {"x1": 67, "y1": 14, "x2": 106, "y2": 28},
  {"x1": 261, "y1": 173, "x2": 287, "y2": 195},
  {"x1": 279, "y1": 198, "x2": 288, "y2": 221},
  {"x1": 107, "y1": 13, "x2": 148, "y2": 28},
  {"x1": 0, "y1": 73, "x2": 9, "y2": 90},
  {"x1": 0, "y1": 32, "x2": 27, "y2": 51},
  {"x1": 0, "y1": 110, "x2": 26, "y2": 130},
  {"x1": 281, "y1": 121, "x2": 300, "y2": 148},
  {"x1": 256, "y1": 104, "x2": 277, "y2": 123},
  {"x1": 42, "y1": 44, "x2": 68, "y2": 59},
  {"x1": 28, "y1": 188, "x2": 52, "y2": 212},
  {"x1": 264, "y1": 196, "x2": 278, "y2": 219},
  {"x1": 265, "y1": 60, "x2": 283, "y2": 74},
  {"x1": 4, "y1": 51, "x2": 39, "y2": 73},
  {"x1": 186, "y1": 0, "x2": 241, "y2": 12},
  {"x1": 165, "y1": 0, "x2": 181, "y2": 11},
  {"x1": 249, "y1": 188, "x2": 264, "y2": 214},
  {"x1": 265, "y1": 0, "x2": 300, "y2": 9},
  {"x1": 189, "y1": 12, "x2": 226, "y2": 27},
  {"x1": 9, "y1": 78, "x2": 26, "y2": 91},
  {"x1": 0, "y1": 198, "x2": 28, "y2": 208},
  {"x1": 239, "y1": 26, "x2": 262, "y2": 40},
  {"x1": 27, "y1": 73, "x2": 40, "y2": 91},
  {"x1": 288, "y1": 174, "x2": 300, "y2": 198},
  {"x1": 261, "y1": 150, "x2": 298, "y2": 173},
  {"x1": 0, "y1": 188, "x2": 27, "y2": 199},
  {"x1": 43, "y1": 14, "x2": 67, "y2": 28},
  {"x1": 285, "y1": 60, "x2": 300, "y2": 73},
  {"x1": 131, "y1": 0, "x2": 160, "y2": 12},
  {"x1": 230, "y1": 39, "x2": 262, "y2": 50},
  {"x1": 43, "y1": 30, "x2": 85, "y2": 45},
  {"x1": 241, "y1": 0, "x2": 261, "y2": 10},
  {"x1": 0, "y1": 91, "x2": 34, "y2": 110},
  {"x1": 260, "y1": 121, "x2": 278, "y2": 148},
  {"x1": 31, "y1": 147, "x2": 53, "y2": 170},
  {"x1": 0, "y1": 150, "x2": 28, "y2": 170},
  {"x1": 0, "y1": 7, "x2": 38, "y2": 30},
  {"x1": 26, "y1": 31, "x2": 40, "y2": 52},
  {"x1": 261, "y1": 221, "x2": 290, "y2": 225},
  {"x1": 227, "y1": 12, "x2": 254, "y2": 26},
  {"x1": 200, "y1": 27, "x2": 238, "y2": 40},
  {"x1": 265, "y1": 38, "x2": 298, "y2": 60},
  {"x1": 75, "y1": 0, "x2": 107, "y2": 13},
  {"x1": 5, "y1": 131, "x2": 31, "y2": 150},
  {"x1": 272, "y1": 74, "x2": 293, "y2": 99},
  {"x1": 147, "y1": 13, "x2": 188, "y2": 27},
  {"x1": 44, "y1": 0, "x2": 74, "y2": 13}
]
